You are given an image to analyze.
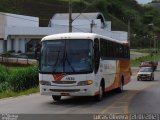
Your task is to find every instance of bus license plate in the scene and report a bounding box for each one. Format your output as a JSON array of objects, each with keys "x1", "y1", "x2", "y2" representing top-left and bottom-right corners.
[{"x1": 61, "y1": 93, "x2": 70, "y2": 96}]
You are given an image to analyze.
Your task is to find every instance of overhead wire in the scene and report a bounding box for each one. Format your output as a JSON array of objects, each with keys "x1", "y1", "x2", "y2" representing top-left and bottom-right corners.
[{"x1": 72, "y1": 0, "x2": 97, "y2": 22}]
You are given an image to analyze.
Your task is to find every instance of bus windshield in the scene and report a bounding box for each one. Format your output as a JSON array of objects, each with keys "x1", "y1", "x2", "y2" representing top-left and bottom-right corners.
[{"x1": 40, "y1": 39, "x2": 93, "y2": 73}]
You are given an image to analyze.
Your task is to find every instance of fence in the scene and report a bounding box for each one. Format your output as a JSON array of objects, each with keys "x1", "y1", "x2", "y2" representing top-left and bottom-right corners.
[{"x1": 0, "y1": 53, "x2": 37, "y2": 65}]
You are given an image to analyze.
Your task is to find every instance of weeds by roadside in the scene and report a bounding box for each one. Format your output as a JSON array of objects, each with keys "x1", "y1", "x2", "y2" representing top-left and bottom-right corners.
[
  {"x1": 0, "y1": 64, "x2": 39, "y2": 97},
  {"x1": 131, "y1": 54, "x2": 160, "y2": 67},
  {"x1": 0, "y1": 87, "x2": 39, "y2": 99}
]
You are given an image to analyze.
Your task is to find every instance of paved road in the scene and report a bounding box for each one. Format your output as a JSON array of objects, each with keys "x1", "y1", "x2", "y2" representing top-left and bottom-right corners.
[
  {"x1": 0, "y1": 68, "x2": 160, "y2": 120},
  {"x1": 129, "y1": 69, "x2": 160, "y2": 113}
]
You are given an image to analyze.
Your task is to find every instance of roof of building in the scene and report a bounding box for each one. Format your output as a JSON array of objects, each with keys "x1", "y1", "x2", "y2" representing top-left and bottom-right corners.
[
  {"x1": 0, "y1": 12, "x2": 38, "y2": 21},
  {"x1": 52, "y1": 12, "x2": 106, "y2": 23}
]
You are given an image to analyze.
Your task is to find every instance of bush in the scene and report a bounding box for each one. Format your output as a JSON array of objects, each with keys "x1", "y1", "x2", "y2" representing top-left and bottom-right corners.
[
  {"x1": 0, "y1": 64, "x2": 39, "y2": 92},
  {"x1": 0, "y1": 65, "x2": 9, "y2": 83},
  {"x1": 8, "y1": 65, "x2": 39, "y2": 92},
  {"x1": 0, "y1": 82, "x2": 10, "y2": 92}
]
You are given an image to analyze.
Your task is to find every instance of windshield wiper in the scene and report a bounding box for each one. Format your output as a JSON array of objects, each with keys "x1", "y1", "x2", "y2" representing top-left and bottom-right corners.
[
  {"x1": 64, "y1": 52, "x2": 75, "y2": 72},
  {"x1": 62, "y1": 40, "x2": 75, "y2": 72},
  {"x1": 51, "y1": 51, "x2": 61, "y2": 72}
]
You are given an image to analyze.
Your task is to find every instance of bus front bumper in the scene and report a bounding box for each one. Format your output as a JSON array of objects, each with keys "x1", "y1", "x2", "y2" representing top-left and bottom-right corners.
[{"x1": 40, "y1": 85, "x2": 95, "y2": 96}]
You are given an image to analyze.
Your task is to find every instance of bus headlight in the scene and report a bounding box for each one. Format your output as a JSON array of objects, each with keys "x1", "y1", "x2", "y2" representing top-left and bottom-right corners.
[
  {"x1": 39, "y1": 80, "x2": 51, "y2": 86},
  {"x1": 77, "y1": 80, "x2": 93, "y2": 86}
]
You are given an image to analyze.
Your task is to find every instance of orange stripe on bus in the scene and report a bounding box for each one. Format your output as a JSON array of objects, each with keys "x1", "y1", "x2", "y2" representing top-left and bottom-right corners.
[
  {"x1": 95, "y1": 91, "x2": 100, "y2": 95},
  {"x1": 53, "y1": 74, "x2": 67, "y2": 81}
]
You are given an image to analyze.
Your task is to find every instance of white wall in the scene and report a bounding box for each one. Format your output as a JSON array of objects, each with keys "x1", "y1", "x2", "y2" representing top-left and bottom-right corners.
[
  {"x1": 14, "y1": 38, "x2": 20, "y2": 52},
  {"x1": 51, "y1": 19, "x2": 102, "y2": 29},
  {"x1": 7, "y1": 38, "x2": 11, "y2": 51},
  {"x1": 6, "y1": 13, "x2": 39, "y2": 27},
  {"x1": 105, "y1": 21, "x2": 111, "y2": 31},
  {"x1": 19, "y1": 38, "x2": 26, "y2": 53},
  {"x1": 6, "y1": 27, "x2": 54, "y2": 36}
]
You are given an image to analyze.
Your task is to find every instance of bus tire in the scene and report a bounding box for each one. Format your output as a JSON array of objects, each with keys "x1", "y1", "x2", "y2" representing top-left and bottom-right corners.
[
  {"x1": 117, "y1": 77, "x2": 124, "y2": 93},
  {"x1": 94, "y1": 82, "x2": 104, "y2": 101},
  {"x1": 52, "y1": 95, "x2": 61, "y2": 101}
]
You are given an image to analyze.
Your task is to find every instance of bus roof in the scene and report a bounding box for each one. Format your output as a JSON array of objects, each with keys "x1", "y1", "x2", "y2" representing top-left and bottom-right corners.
[{"x1": 41, "y1": 32, "x2": 128, "y2": 44}]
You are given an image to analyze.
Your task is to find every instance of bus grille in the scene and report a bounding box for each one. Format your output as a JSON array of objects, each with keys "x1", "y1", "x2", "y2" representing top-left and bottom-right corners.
[
  {"x1": 52, "y1": 81, "x2": 76, "y2": 84},
  {"x1": 50, "y1": 89, "x2": 80, "y2": 92}
]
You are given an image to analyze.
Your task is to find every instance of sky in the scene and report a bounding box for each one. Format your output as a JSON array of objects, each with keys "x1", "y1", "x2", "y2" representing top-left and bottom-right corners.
[{"x1": 136, "y1": 0, "x2": 152, "y2": 4}]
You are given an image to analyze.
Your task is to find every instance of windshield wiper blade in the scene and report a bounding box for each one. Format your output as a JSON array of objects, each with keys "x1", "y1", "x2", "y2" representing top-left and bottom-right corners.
[
  {"x1": 65, "y1": 52, "x2": 75, "y2": 72},
  {"x1": 52, "y1": 51, "x2": 60, "y2": 72},
  {"x1": 62, "y1": 40, "x2": 75, "y2": 72}
]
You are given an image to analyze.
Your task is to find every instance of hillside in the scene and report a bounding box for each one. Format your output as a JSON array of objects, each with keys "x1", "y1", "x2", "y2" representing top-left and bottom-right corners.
[
  {"x1": 0, "y1": 0, "x2": 68, "y2": 26},
  {"x1": 0, "y1": 0, "x2": 160, "y2": 48},
  {"x1": 0, "y1": 0, "x2": 135, "y2": 30},
  {"x1": 148, "y1": 2, "x2": 160, "y2": 32},
  {"x1": 149, "y1": 2, "x2": 160, "y2": 13}
]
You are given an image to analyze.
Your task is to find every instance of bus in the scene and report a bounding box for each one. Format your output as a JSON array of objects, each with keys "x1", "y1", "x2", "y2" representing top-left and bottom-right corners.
[{"x1": 39, "y1": 32, "x2": 131, "y2": 101}]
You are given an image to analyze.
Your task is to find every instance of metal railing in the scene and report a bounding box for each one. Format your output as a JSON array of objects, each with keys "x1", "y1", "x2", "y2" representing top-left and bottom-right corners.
[{"x1": 0, "y1": 52, "x2": 37, "y2": 65}]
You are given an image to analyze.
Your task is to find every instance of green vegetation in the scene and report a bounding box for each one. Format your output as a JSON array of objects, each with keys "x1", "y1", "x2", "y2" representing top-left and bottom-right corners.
[
  {"x1": 131, "y1": 54, "x2": 160, "y2": 67},
  {"x1": 0, "y1": 64, "x2": 39, "y2": 93},
  {"x1": 0, "y1": 0, "x2": 159, "y2": 49},
  {"x1": 150, "y1": 2, "x2": 160, "y2": 12},
  {"x1": 132, "y1": 49, "x2": 153, "y2": 53},
  {"x1": 0, "y1": 87, "x2": 39, "y2": 99}
]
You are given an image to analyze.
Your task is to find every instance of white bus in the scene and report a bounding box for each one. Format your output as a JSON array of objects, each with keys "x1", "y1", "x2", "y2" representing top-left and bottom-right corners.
[{"x1": 39, "y1": 33, "x2": 131, "y2": 101}]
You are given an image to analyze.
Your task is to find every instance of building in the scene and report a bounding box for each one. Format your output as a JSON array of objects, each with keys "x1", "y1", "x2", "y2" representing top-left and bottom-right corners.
[
  {"x1": 0, "y1": 12, "x2": 55, "y2": 53},
  {"x1": 0, "y1": 12, "x2": 127, "y2": 54}
]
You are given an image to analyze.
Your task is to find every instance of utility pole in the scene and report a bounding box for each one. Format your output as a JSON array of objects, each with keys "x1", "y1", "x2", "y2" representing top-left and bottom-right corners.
[
  {"x1": 148, "y1": 23, "x2": 156, "y2": 61},
  {"x1": 128, "y1": 19, "x2": 131, "y2": 47},
  {"x1": 69, "y1": 0, "x2": 72, "y2": 32},
  {"x1": 90, "y1": 20, "x2": 95, "y2": 33}
]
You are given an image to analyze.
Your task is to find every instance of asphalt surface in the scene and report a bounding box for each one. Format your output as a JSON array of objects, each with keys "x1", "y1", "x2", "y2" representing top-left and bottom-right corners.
[
  {"x1": 0, "y1": 68, "x2": 160, "y2": 120},
  {"x1": 129, "y1": 69, "x2": 160, "y2": 113}
]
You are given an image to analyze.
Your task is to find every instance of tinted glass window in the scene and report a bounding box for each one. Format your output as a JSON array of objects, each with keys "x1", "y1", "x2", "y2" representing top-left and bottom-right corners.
[
  {"x1": 100, "y1": 39, "x2": 130, "y2": 59},
  {"x1": 94, "y1": 38, "x2": 100, "y2": 74},
  {"x1": 40, "y1": 39, "x2": 93, "y2": 73}
]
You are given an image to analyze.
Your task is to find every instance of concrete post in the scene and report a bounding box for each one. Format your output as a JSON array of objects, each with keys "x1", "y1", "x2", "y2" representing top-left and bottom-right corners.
[{"x1": 3, "y1": 40, "x2": 7, "y2": 53}]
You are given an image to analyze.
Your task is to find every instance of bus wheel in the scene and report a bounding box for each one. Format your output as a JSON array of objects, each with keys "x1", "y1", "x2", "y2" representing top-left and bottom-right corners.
[
  {"x1": 52, "y1": 95, "x2": 61, "y2": 101},
  {"x1": 117, "y1": 79, "x2": 123, "y2": 93},
  {"x1": 95, "y1": 84, "x2": 103, "y2": 101}
]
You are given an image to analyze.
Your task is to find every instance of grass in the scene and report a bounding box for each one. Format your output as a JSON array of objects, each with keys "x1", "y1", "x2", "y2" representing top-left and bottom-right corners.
[
  {"x1": 131, "y1": 49, "x2": 153, "y2": 53},
  {"x1": 0, "y1": 64, "x2": 39, "y2": 99},
  {"x1": 131, "y1": 54, "x2": 160, "y2": 67},
  {"x1": 0, "y1": 87, "x2": 39, "y2": 99}
]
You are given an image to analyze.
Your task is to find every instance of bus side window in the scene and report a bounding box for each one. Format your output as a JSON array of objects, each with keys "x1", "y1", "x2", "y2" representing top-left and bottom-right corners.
[{"x1": 94, "y1": 38, "x2": 100, "y2": 74}]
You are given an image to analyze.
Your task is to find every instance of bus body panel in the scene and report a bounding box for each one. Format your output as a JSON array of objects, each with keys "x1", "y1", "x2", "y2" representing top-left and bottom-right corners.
[
  {"x1": 94, "y1": 59, "x2": 131, "y2": 93},
  {"x1": 39, "y1": 73, "x2": 97, "y2": 96},
  {"x1": 100, "y1": 60, "x2": 117, "y2": 88},
  {"x1": 119, "y1": 60, "x2": 131, "y2": 85}
]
